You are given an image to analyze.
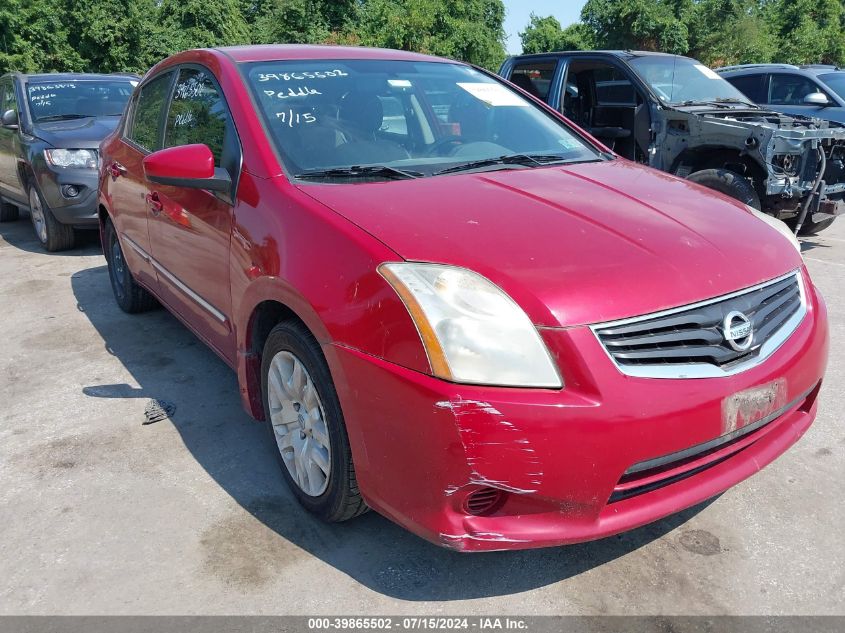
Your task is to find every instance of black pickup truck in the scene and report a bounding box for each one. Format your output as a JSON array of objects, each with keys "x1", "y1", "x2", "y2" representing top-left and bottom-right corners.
[{"x1": 500, "y1": 51, "x2": 845, "y2": 235}]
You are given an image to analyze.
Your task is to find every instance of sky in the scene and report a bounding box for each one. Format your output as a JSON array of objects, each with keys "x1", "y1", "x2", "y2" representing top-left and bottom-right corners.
[{"x1": 502, "y1": 0, "x2": 588, "y2": 54}]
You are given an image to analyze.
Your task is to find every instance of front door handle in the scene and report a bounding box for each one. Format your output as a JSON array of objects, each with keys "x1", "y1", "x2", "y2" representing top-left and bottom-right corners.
[
  {"x1": 108, "y1": 161, "x2": 126, "y2": 179},
  {"x1": 145, "y1": 191, "x2": 163, "y2": 215}
]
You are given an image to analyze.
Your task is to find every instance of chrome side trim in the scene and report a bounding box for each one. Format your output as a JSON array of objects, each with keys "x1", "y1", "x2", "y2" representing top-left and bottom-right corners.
[
  {"x1": 122, "y1": 234, "x2": 228, "y2": 325},
  {"x1": 123, "y1": 235, "x2": 151, "y2": 262},
  {"x1": 590, "y1": 270, "x2": 806, "y2": 379},
  {"x1": 623, "y1": 384, "x2": 814, "y2": 476}
]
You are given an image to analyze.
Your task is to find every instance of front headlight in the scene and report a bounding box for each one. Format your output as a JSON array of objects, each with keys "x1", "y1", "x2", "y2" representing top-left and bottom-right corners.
[
  {"x1": 747, "y1": 206, "x2": 801, "y2": 256},
  {"x1": 44, "y1": 148, "x2": 97, "y2": 169},
  {"x1": 379, "y1": 263, "x2": 562, "y2": 388}
]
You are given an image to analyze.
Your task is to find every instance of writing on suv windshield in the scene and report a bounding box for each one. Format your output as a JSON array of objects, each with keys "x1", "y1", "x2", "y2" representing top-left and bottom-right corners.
[
  {"x1": 243, "y1": 60, "x2": 601, "y2": 181},
  {"x1": 27, "y1": 80, "x2": 136, "y2": 122}
]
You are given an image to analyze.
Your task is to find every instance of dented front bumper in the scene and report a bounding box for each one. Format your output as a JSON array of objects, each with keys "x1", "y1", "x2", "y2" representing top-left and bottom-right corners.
[{"x1": 324, "y1": 279, "x2": 828, "y2": 552}]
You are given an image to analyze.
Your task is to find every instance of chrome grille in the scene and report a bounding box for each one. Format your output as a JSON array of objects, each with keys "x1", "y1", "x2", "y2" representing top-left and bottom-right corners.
[{"x1": 592, "y1": 271, "x2": 805, "y2": 379}]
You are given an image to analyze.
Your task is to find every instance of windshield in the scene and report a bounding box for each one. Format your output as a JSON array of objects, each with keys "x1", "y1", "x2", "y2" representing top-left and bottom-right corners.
[
  {"x1": 628, "y1": 56, "x2": 752, "y2": 105},
  {"x1": 27, "y1": 80, "x2": 136, "y2": 121},
  {"x1": 243, "y1": 59, "x2": 600, "y2": 180},
  {"x1": 819, "y1": 73, "x2": 845, "y2": 101}
]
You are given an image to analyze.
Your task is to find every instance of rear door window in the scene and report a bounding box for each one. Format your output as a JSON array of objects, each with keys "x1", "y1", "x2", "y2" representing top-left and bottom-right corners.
[
  {"x1": 594, "y1": 66, "x2": 636, "y2": 105},
  {"x1": 726, "y1": 74, "x2": 767, "y2": 103},
  {"x1": 509, "y1": 61, "x2": 557, "y2": 102},
  {"x1": 128, "y1": 72, "x2": 174, "y2": 152}
]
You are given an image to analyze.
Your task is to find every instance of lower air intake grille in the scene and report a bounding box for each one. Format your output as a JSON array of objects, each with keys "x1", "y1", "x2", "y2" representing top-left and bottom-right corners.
[{"x1": 593, "y1": 271, "x2": 805, "y2": 378}]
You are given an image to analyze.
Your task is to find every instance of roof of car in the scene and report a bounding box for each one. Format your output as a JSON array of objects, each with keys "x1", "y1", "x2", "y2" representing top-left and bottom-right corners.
[
  {"x1": 507, "y1": 50, "x2": 681, "y2": 60},
  {"x1": 8, "y1": 72, "x2": 139, "y2": 82},
  {"x1": 215, "y1": 44, "x2": 452, "y2": 64},
  {"x1": 717, "y1": 64, "x2": 845, "y2": 76}
]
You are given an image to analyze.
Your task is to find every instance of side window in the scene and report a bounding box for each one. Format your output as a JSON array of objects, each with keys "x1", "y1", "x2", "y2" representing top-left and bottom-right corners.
[
  {"x1": 163, "y1": 68, "x2": 232, "y2": 166},
  {"x1": 128, "y1": 72, "x2": 174, "y2": 152},
  {"x1": 0, "y1": 81, "x2": 17, "y2": 115},
  {"x1": 769, "y1": 74, "x2": 824, "y2": 105},
  {"x1": 593, "y1": 66, "x2": 636, "y2": 105},
  {"x1": 510, "y1": 61, "x2": 556, "y2": 101},
  {"x1": 726, "y1": 74, "x2": 767, "y2": 103}
]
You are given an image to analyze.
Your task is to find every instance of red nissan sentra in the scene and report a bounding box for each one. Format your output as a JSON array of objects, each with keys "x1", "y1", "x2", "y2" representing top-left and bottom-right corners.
[{"x1": 98, "y1": 45, "x2": 828, "y2": 552}]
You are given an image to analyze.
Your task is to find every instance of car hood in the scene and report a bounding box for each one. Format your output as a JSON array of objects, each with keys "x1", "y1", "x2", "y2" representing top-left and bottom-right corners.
[
  {"x1": 31, "y1": 116, "x2": 121, "y2": 149},
  {"x1": 297, "y1": 159, "x2": 803, "y2": 327}
]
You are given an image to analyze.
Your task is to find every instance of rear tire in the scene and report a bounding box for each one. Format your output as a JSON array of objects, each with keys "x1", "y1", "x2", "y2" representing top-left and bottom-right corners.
[
  {"x1": 0, "y1": 201, "x2": 19, "y2": 222},
  {"x1": 687, "y1": 168, "x2": 761, "y2": 210},
  {"x1": 261, "y1": 320, "x2": 367, "y2": 522},
  {"x1": 29, "y1": 186, "x2": 74, "y2": 251},
  {"x1": 104, "y1": 218, "x2": 158, "y2": 313}
]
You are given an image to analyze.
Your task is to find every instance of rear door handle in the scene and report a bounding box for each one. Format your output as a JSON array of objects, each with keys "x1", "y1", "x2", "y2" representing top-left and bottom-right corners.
[
  {"x1": 108, "y1": 161, "x2": 126, "y2": 179},
  {"x1": 145, "y1": 191, "x2": 163, "y2": 215}
]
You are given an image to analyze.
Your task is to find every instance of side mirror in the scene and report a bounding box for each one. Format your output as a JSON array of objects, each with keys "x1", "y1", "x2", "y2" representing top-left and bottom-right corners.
[
  {"x1": 803, "y1": 92, "x2": 831, "y2": 107},
  {"x1": 1, "y1": 109, "x2": 18, "y2": 129},
  {"x1": 142, "y1": 144, "x2": 231, "y2": 193}
]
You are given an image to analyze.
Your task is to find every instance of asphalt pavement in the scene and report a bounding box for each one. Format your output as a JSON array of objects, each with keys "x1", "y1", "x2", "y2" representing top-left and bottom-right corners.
[{"x1": 0, "y1": 212, "x2": 842, "y2": 615}]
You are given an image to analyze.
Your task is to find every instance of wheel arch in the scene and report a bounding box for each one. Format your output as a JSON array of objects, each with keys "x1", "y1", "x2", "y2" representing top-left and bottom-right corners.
[
  {"x1": 673, "y1": 146, "x2": 767, "y2": 187},
  {"x1": 97, "y1": 203, "x2": 110, "y2": 253},
  {"x1": 237, "y1": 285, "x2": 331, "y2": 421}
]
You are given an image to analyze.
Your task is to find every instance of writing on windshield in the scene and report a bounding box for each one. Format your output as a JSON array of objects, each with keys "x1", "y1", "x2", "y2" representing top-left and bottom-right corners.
[{"x1": 27, "y1": 80, "x2": 134, "y2": 120}]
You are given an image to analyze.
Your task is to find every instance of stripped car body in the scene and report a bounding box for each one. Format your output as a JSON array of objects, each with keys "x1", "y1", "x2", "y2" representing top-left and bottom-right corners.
[
  {"x1": 499, "y1": 51, "x2": 845, "y2": 233},
  {"x1": 658, "y1": 108, "x2": 845, "y2": 215}
]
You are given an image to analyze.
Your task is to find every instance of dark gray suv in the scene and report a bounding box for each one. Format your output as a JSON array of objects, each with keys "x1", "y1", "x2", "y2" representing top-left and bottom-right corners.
[
  {"x1": 500, "y1": 52, "x2": 845, "y2": 234},
  {"x1": 0, "y1": 73, "x2": 137, "y2": 251},
  {"x1": 717, "y1": 64, "x2": 845, "y2": 125}
]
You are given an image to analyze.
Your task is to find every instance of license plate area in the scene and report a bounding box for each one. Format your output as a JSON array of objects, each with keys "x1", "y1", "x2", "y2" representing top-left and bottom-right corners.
[{"x1": 722, "y1": 378, "x2": 788, "y2": 434}]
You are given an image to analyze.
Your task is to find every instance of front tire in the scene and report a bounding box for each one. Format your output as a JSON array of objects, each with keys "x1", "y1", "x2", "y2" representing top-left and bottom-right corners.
[
  {"x1": 788, "y1": 215, "x2": 836, "y2": 236},
  {"x1": 687, "y1": 168, "x2": 761, "y2": 210},
  {"x1": 261, "y1": 320, "x2": 367, "y2": 522},
  {"x1": 29, "y1": 186, "x2": 74, "y2": 251},
  {"x1": 104, "y1": 218, "x2": 158, "y2": 313},
  {"x1": 0, "y1": 201, "x2": 19, "y2": 222}
]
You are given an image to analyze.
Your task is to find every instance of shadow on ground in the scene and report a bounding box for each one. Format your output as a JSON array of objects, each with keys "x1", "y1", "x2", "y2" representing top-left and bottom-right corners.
[
  {"x1": 70, "y1": 263, "x2": 710, "y2": 601},
  {"x1": 0, "y1": 210, "x2": 100, "y2": 255}
]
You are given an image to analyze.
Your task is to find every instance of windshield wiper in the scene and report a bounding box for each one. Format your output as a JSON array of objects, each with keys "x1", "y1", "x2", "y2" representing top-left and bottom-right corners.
[
  {"x1": 34, "y1": 113, "x2": 93, "y2": 122},
  {"x1": 713, "y1": 97, "x2": 758, "y2": 108},
  {"x1": 434, "y1": 153, "x2": 575, "y2": 176},
  {"x1": 677, "y1": 98, "x2": 757, "y2": 109},
  {"x1": 677, "y1": 100, "x2": 733, "y2": 108},
  {"x1": 295, "y1": 165, "x2": 423, "y2": 181}
]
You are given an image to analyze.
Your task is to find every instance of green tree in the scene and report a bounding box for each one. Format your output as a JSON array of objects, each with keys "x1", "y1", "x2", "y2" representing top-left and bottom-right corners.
[
  {"x1": 581, "y1": 0, "x2": 691, "y2": 53},
  {"x1": 519, "y1": 14, "x2": 593, "y2": 54},
  {"x1": 1, "y1": 0, "x2": 37, "y2": 72},
  {"x1": 251, "y1": 0, "x2": 331, "y2": 44},
  {"x1": 764, "y1": 0, "x2": 845, "y2": 66},
  {"x1": 687, "y1": 0, "x2": 775, "y2": 66},
  {"x1": 59, "y1": 0, "x2": 169, "y2": 74},
  {"x1": 354, "y1": 0, "x2": 507, "y2": 70},
  {"x1": 158, "y1": 0, "x2": 250, "y2": 51}
]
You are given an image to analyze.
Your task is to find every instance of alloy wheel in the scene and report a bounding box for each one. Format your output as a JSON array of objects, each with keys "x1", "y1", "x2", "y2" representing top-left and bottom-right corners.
[{"x1": 267, "y1": 350, "x2": 332, "y2": 497}]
